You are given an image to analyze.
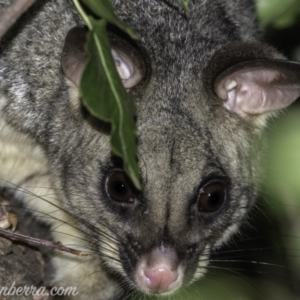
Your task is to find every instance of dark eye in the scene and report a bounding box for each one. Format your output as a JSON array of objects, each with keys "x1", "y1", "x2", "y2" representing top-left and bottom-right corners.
[
  {"x1": 198, "y1": 183, "x2": 226, "y2": 213},
  {"x1": 105, "y1": 171, "x2": 135, "y2": 204}
]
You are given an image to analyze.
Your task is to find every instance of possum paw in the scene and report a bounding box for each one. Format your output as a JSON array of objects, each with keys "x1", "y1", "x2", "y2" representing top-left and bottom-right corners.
[{"x1": 0, "y1": 194, "x2": 18, "y2": 231}]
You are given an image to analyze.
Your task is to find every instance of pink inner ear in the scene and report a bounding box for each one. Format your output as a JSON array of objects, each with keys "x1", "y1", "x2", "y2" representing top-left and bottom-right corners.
[
  {"x1": 62, "y1": 53, "x2": 86, "y2": 86},
  {"x1": 61, "y1": 27, "x2": 88, "y2": 87},
  {"x1": 215, "y1": 67, "x2": 300, "y2": 117},
  {"x1": 112, "y1": 49, "x2": 143, "y2": 89}
]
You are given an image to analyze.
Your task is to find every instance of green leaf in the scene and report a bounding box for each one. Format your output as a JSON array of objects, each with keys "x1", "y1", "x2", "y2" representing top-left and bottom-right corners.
[
  {"x1": 257, "y1": 0, "x2": 300, "y2": 29},
  {"x1": 80, "y1": 0, "x2": 137, "y2": 39},
  {"x1": 80, "y1": 19, "x2": 141, "y2": 190},
  {"x1": 266, "y1": 109, "x2": 300, "y2": 201},
  {"x1": 72, "y1": 0, "x2": 140, "y2": 189}
]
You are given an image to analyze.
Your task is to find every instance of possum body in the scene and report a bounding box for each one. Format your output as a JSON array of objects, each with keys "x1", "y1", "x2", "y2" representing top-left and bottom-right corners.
[{"x1": 0, "y1": 0, "x2": 300, "y2": 299}]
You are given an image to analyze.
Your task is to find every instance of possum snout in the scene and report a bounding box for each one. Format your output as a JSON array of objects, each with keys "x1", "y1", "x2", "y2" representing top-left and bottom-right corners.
[{"x1": 135, "y1": 245, "x2": 183, "y2": 294}]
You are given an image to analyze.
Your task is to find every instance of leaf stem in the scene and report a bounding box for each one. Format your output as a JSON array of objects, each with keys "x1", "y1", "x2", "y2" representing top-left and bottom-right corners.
[{"x1": 72, "y1": 0, "x2": 93, "y2": 30}]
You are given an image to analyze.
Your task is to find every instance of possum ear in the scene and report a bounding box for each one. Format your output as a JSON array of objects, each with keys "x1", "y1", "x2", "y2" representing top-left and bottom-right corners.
[
  {"x1": 62, "y1": 27, "x2": 144, "y2": 88},
  {"x1": 61, "y1": 27, "x2": 88, "y2": 86},
  {"x1": 214, "y1": 60, "x2": 300, "y2": 117}
]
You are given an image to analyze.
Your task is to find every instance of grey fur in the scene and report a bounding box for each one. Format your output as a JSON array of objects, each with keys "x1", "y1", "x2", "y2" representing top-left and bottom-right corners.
[{"x1": 0, "y1": 0, "x2": 299, "y2": 299}]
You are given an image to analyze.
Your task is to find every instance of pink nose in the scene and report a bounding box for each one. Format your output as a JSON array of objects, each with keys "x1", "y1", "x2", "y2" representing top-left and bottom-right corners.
[
  {"x1": 136, "y1": 245, "x2": 183, "y2": 294},
  {"x1": 143, "y1": 267, "x2": 179, "y2": 293}
]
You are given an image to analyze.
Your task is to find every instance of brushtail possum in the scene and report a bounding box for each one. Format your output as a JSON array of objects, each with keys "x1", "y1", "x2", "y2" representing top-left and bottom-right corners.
[{"x1": 0, "y1": 0, "x2": 300, "y2": 299}]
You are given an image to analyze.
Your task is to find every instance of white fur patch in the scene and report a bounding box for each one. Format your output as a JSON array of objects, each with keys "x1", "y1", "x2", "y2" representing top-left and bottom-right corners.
[{"x1": 0, "y1": 95, "x2": 48, "y2": 187}]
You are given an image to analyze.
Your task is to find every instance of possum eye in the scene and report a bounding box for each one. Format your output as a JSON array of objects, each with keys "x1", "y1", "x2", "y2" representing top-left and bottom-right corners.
[
  {"x1": 198, "y1": 182, "x2": 225, "y2": 213},
  {"x1": 105, "y1": 171, "x2": 135, "y2": 204},
  {"x1": 111, "y1": 49, "x2": 143, "y2": 89}
]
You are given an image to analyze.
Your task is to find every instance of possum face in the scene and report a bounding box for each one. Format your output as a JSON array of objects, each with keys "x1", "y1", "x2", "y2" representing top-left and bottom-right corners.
[
  {"x1": 60, "y1": 24, "x2": 300, "y2": 295},
  {"x1": 99, "y1": 120, "x2": 256, "y2": 294},
  {"x1": 58, "y1": 0, "x2": 300, "y2": 293},
  {"x1": 55, "y1": 103, "x2": 258, "y2": 295}
]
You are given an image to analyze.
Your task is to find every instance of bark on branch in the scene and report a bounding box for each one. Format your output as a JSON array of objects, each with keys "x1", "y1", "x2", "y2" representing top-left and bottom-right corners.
[
  {"x1": 0, "y1": 0, "x2": 38, "y2": 40},
  {"x1": 0, "y1": 228, "x2": 91, "y2": 256}
]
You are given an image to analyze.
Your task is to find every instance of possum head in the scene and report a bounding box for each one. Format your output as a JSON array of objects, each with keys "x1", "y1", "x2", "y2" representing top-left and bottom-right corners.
[{"x1": 59, "y1": 4, "x2": 300, "y2": 298}]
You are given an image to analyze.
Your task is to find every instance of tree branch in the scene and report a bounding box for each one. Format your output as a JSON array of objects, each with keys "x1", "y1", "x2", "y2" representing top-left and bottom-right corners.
[
  {"x1": 0, "y1": 228, "x2": 91, "y2": 256},
  {"x1": 0, "y1": 0, "x2": 38, "y2": 40}
]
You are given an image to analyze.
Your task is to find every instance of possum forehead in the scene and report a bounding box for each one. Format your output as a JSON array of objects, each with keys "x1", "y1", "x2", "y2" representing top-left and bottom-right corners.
[
  {"x1": 137, "y1": 118, "x2": 218, "y2": 221},
  {"x1": 138, "y1": 117, "x2": 214, "y2": 181}
]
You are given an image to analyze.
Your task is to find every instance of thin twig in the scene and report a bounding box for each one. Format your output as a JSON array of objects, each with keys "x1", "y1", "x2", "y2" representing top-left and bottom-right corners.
[
  {"x1": 0, "y1": 228, "x2": 91, "y2": 256},
  {"x1": 0, "y1": 0, "x2": 38, "y2": 40}
]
